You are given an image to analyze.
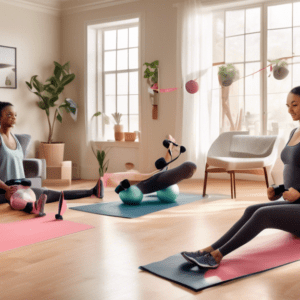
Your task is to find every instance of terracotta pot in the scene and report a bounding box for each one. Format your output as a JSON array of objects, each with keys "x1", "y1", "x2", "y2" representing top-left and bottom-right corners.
[
  {"x1": 114, "y1": 124, "x2": 124, "y2": 141},
  {"x1": 39, "y1": 142, "x2": 65, "y2": 166}
]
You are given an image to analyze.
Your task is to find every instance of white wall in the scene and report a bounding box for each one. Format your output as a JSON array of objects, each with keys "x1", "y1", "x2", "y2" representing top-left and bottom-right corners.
[{"x1": 0, "y1": 1, "x2": 61, "y2": 158}]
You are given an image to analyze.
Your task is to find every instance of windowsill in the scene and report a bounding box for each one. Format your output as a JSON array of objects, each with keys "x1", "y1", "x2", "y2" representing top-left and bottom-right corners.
[{"x1": 92, "y1": 140, "x2": 140, "y2": 148}]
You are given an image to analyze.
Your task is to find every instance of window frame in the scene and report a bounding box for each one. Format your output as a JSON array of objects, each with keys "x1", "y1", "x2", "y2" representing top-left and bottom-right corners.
[
  {"x1": 99, "y1": 21, "x2": 140, "y2": 140},
  {"x1": 214, "y1": 0, "x2": 300, "y2": 135}
]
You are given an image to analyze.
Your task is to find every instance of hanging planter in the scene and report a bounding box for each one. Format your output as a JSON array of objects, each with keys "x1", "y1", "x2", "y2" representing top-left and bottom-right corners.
[
  {"x1": 268, "y1": 59, "x2": 289, "y2": 80},
  {"x1": 218, "y1": 64, "x2": 238, "y2": 87}
]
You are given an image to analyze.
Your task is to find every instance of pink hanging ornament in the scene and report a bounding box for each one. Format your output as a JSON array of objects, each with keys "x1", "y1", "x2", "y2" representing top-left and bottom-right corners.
[{"x1": 185, "y1": 80, "x2": 199, "y2": 94}]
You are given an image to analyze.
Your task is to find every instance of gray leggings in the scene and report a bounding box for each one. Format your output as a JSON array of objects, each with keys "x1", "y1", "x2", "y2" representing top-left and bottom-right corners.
[{"x1": 211, "y1": 199, "x2": 300, "y2": 257}]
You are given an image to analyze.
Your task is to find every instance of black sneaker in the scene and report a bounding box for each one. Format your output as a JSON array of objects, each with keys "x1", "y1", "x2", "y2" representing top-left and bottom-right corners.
[
  {"x1": 190, "y1": 253, "x2": 220, "y2": 269},
  {"x1": 181, "y1": 250, "x2": 209, "y2": 264}
]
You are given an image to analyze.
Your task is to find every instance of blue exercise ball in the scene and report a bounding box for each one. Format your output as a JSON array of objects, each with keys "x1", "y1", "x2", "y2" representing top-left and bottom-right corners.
[
  {"x1": 119, "y1": 186, "x2": 143, "y2": 205},
  {"x1": 157, "y1": 184, "x2": 180, "y2": 203}
]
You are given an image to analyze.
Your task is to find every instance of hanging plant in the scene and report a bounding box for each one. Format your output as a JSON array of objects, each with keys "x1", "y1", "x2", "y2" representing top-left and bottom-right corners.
[
  {"x1": 268, "y1": 59, "x2": 289, "y2": 80},
  {"x1": 218, "y1": 64, "x2": 238, "y2": 87},
  {"x1": 144, "y1": 60, "x2": 159, "y2": 93}
]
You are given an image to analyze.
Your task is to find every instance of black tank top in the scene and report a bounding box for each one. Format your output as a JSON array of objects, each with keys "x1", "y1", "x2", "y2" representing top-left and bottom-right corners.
[{"x1": 281, "y1": 128, "x2": 300, "y2": 190}]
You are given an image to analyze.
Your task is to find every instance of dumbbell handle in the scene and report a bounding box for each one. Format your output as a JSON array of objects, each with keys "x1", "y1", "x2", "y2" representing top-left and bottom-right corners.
[{"x1": 271, "y1": 184, "x2": 288, "y2": 196}]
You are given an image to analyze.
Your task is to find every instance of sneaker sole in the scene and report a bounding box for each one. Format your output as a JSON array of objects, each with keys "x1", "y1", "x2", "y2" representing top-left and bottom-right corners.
[
  {"x1": 189, "y1": 257, "x2": 219, "y2": 269},
  {"x1": 181, "y1": 252, "x2": 197, "y2": 264}
]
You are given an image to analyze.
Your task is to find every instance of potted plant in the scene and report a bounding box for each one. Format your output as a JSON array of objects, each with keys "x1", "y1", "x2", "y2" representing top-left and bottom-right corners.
[
  {"x1": 218, "y1": 64, "x2": 238, "y2": 87},
  {"x1": 144, "y1": 60, "x2": 159, "y2": 119},
  {"x1": 269, "y1": 59, "x2": 289, "y2": 80},
  {"x1": 26, "y1": 61, "x2": 76, "y2": 166},
  {"x1": 112, "y1": 112, "x2": 124, "y2": 141}
]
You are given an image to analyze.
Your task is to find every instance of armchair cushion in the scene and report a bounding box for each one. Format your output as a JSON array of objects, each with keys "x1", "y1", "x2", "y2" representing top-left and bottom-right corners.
[
  {"x1": 23, "y1": 159, "x2": 46, "y2": 180},
  {"x1": 229, "y1": 135, "x2": 276, "y2": 158}
]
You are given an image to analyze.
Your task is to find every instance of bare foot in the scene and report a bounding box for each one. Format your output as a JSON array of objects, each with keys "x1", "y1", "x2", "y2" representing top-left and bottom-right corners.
[{"x1": 210, "y1": 249, "x2": 223, "y2": 264}]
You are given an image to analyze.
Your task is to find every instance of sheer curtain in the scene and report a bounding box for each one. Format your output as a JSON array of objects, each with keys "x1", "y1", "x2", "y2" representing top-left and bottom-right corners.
[{"x1": 176, "y1": 0, "x2": 217, "y2": 178}]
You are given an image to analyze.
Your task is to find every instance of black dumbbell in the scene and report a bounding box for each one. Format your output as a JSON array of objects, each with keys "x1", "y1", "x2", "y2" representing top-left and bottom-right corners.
[{"x1": 271, "y1": 184, "x2": 288, "y2": 196}]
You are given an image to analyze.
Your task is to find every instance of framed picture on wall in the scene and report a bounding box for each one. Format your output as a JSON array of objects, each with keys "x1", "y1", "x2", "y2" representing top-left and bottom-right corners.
[{"x1": 0, "y1": 45, "x2": 17, "y2": 89}]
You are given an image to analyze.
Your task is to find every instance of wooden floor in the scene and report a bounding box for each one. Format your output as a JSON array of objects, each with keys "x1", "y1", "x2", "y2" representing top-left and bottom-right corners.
[{"x1": 1, "y1": 178, "x2": 300, "y2": 299}]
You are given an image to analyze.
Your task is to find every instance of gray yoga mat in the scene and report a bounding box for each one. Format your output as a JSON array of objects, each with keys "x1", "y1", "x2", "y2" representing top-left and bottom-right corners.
[
  {"x1": 69, "y1": 193, "x2": 204, "y2": 218},
  {"x1": 139, "y1": 232, "x2": 300, "y2": 292}
]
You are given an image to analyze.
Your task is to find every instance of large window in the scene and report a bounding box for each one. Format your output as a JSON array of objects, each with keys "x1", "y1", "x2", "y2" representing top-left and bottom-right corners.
[
  {"x1": 213, "y1": 1, "x2": 300, "y2": 136},
  {"x1": 102, "y1": 24, "x2": 140, "y2": 140}
]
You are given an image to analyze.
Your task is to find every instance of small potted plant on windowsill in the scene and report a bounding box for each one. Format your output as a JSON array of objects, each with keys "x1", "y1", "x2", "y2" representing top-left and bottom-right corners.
[
  {"x1": 112, "y1": 112, "x2": 124, "y2": 141},
  {"x1": 218, "y1": 64, "x2": 238, "y2": 87}
]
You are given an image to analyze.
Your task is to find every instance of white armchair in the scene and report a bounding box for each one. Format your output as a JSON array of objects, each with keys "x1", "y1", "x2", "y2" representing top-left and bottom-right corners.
[{"x1": 203, "y1": 131, "x2": 280, "y2": 199}]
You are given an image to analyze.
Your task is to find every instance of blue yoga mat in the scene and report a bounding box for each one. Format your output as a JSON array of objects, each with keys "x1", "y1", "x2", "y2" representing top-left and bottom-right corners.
[{"x1": 69, "y1": 193, "x2": 203, "y2": 218}]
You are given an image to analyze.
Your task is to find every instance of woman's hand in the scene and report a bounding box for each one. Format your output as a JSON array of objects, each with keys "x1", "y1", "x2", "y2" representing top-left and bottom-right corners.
[
  {"x1": 4, "y1": 185, "x2": 19, "y2": 201},
  {"x1": 282, "y1": 187, "x2": 300, "y2": 203},
  {"x1": 267, "y1": 186, "x2": 282, "y2": 201}
]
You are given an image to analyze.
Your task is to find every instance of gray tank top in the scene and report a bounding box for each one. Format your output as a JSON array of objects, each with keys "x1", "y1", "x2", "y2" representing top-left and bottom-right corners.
[
  {"x1": 281, "y1": 128, "x2": 300, "y2": 190},
  {"x1": 0, "y1": 132, "x2": 25, "y2": 182}
]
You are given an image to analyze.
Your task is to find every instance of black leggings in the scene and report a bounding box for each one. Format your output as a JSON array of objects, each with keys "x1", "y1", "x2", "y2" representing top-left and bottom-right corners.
[{"x1": 211, "y1": 200, "x2": 300, "y2": 257}]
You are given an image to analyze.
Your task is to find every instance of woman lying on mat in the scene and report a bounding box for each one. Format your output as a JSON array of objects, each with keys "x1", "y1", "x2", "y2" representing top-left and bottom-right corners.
[
  {"x1": 0, "y1": 101, "x2": 103, "y2": 215},
  {"x1": 181, "y1": 86, "x2": 300, "y2": 269}
]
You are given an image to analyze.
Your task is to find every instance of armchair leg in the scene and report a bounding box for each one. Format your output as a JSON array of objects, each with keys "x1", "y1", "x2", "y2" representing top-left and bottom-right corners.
[
  {"x1": 233, "y1": 171, "x2": 236, "y2": 198},
  {"x1": 263, "y1": 167, "x2": 269, "y2": 188},
  {"x1": 203, "y1": 163, "x2": 209, "y2": 197},
  {"x1": 228, "y1": 171, "x2": 233, "y2": 199}
]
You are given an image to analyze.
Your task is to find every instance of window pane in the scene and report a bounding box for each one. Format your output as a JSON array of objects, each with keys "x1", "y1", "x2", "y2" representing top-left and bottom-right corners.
[
  {"x1": 122, "y1": 114, "x2": 128, "y2": 132},
  {"x1": 229, "y1": 63, "x2": 244, "y2": 96},
  {"x1": 246, "y1": 33, "x2": 260, "y2": 62},
  {"x1": 268, "y1": 28, "x2": 292, "y2": 60},
  {"x1": 117, "y1": 95, "x2": 128, "y2": 114},
  {"x1": 129, "y1": 48, "x2": 138, "y2": 69},
  {"x1": 117, "y1": 49, "x2": 128, "y2": 70},
  {"x1": 105, "y1": 123, "x2": 114, "y2": 141},
  {"x1": 117, "y1": 72, "x2": 128, "y2": 95},
  {"x1": 267, "y1": 93, "x2": 291, "y2": 125},
  {"x1": 105, "y1": 74, "x2": 116, "y2": 95},
  {"x1": 130, "y1": 95, "x2": 139, "y2": 114},
  {"x1": 105, "y1": 96, "x2": 116, "y2": 116},
  {"x1": 226, "y1": 36, "x2": 244, "y2": 62},
  {"x1": 117, "y1": 28, "x2": 128, "y2": 49},
  {"x1": 267, "y1": 63, "x2": 291, "y2": 94},
  {"x1": 129, "y1": 115, "x2": 139, "y2": 132},
  {"x1": 245, "y1": 96, "x2": 260, "y2": 135},
  {"x1": 268, "y1": 4, "x2": 292, "y2": 29},
  {"x1": 104, "y1": 51, "x2": 116, "y2": 71},
  {"x1": 294, "y1": 2, "x2": 300, "y2": 27},
  {"x1": 226, "y1": 10, "x2": 244, "y2": 37},
  {"x1": 129, "y1": 72, "x2": 138, "y2": 94},
  {"x1": 293, "y1": 63, "x2": 300, "y2": 88},
  {"x1": 129, "y1": 27, "x2": 138, "y2": 47},
  {"x1": 246, "y1": 7, "x2": 260, "y2": 33},
  {"x1": 104, "y1": 30, "x2": 116, "y2": 50},
  {"x1": 245, "y1": 62, "x2": 260, "y2": 95},
  {"x1": 293, "y1": 27, "x2": 300, "y2": 57},
  {"x1": 213, "y1": 11, "x2": 225, "y2": 63}
]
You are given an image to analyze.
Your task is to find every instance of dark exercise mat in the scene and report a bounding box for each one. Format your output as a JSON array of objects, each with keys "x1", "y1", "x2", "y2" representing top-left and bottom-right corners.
[
  {"x1": 69, "y1": 193, "x2": 212, "y2": 218},
  {"x1": 139, "y1": 232, "x2": 300, "y2": 292}
]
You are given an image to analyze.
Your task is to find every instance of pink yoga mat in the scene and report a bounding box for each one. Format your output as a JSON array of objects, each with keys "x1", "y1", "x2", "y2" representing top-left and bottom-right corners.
[{"x1": 0, "y1": 213, "x2": 94, "y2": 253}]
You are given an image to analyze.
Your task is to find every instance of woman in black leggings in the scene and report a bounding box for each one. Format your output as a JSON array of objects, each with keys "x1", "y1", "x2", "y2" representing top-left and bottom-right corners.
[{"x1": 181, "y1": 86, "x2": 300, "y2": 269}]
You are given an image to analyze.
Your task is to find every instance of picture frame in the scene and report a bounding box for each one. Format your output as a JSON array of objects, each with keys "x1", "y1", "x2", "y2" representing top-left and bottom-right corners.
[{"x1": 0, "y1": 45, "x2": 17, "y2": 89}]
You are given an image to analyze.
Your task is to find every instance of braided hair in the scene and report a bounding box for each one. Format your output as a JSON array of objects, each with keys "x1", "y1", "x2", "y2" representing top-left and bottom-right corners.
[
  {"x1": 290, "y1": 86, "x2": 300, "y2": 96},
  {"x1": 0, "y1": 101, "x2": 13, "y2": 125}
]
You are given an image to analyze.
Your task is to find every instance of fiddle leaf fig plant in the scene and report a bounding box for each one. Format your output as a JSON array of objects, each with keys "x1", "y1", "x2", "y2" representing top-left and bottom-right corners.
[{"x1": 26, "y1": 61, "x2": 76, "y2": 143}]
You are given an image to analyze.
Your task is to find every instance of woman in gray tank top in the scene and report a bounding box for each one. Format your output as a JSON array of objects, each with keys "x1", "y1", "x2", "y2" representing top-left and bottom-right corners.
[
  {"x1": 0, "y1": 102, "x2": 103, "y2": 214},
  {"x1": 182, "y1": 86, "x2": 300, "y2": 269}
]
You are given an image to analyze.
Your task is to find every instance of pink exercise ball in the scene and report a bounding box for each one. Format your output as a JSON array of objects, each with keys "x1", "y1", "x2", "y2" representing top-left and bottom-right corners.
[{"x1": 185, "y1": 80, "x2": 199, "y2": 94}]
